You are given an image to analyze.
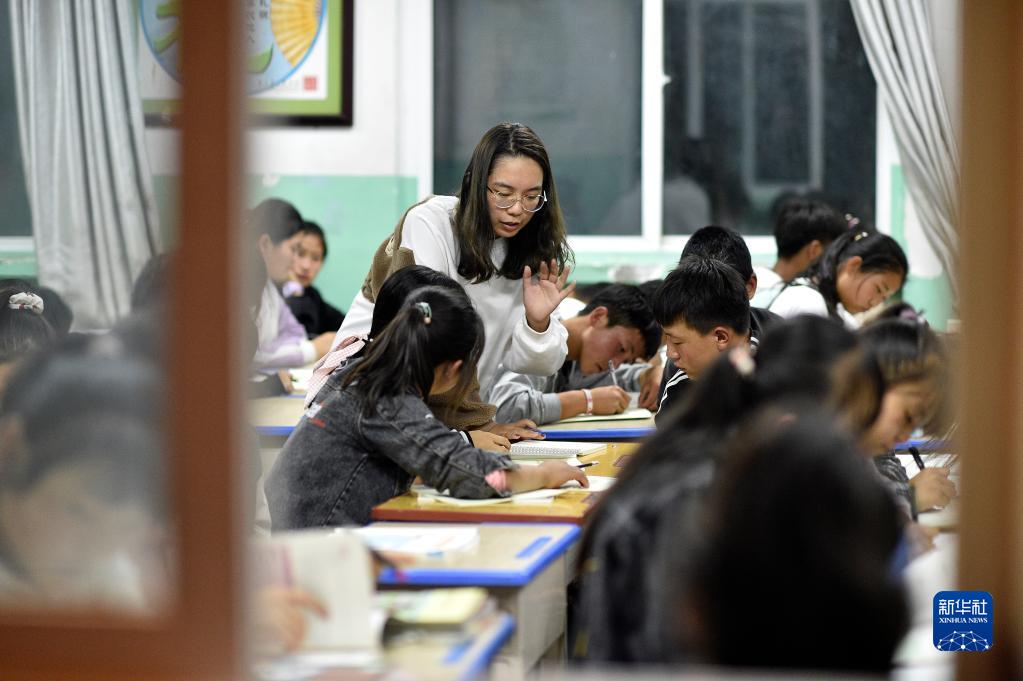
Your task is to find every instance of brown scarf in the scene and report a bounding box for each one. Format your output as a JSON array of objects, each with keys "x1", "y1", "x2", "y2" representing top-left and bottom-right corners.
[{"x1": 361, "y1": 197, "x2": 497, "y2": 431}]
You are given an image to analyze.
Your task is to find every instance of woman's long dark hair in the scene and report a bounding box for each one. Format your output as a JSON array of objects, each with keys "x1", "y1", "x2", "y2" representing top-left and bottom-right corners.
[
  {"x1": 454, "y1": 122, "x2": 573, "y2": 283},
  {"x1": 343, "y1": 286, "x2": 484, "y2": 416},
  {"x1": 805, "y1": 229, "x2": 908, "y2": 317}
]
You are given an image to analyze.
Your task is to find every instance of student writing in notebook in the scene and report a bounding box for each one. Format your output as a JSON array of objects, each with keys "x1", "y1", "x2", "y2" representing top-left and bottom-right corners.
[
  {"x1": 574, "y1": 315, "x2": 886, "y2": 664},
  {"x1": 860, "y1": 304, "x2": 956, "y2": 520},
  {"x1": 489, "y1": 284, "x2": 661, "y2": 425},
  {"x1": 654, "y1": 226, "x2": 779, "y2": 422},
  {"x1": 750, "y1": 197, "x2": 849, "y2": 308},
  {"x1": 766, "y1": 228, "x2": 908, "y2": 328},
  {"x1": 307, "y1": 264, "x2": 538, "y2": 450},
  {"x1": 265, "y1": 286, "x2": 587, "y2": 529},
  {"x1": 653, "y1": 256, "x2": 762, "y2": 425}
]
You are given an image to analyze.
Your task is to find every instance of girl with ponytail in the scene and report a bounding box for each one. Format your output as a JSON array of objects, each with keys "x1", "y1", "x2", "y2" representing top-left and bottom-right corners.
[
  {"x1": 265, "y1": 286, "x2": 587, "y2": 529},
  {"x1": 766, "y1": 229, "x2": 908, "y2": 328}
]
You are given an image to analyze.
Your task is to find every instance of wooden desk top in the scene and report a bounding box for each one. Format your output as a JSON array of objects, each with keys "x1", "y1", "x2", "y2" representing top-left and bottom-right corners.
[
  {"x1": 371, "y1": 443, "x2": 638, "y2": 525},
  {"x1": 250, "y1": 395, "x2": 305, "y2": 437},
  {"x1": 371, "y1": 522, "x2": 581, "y2": 587}
]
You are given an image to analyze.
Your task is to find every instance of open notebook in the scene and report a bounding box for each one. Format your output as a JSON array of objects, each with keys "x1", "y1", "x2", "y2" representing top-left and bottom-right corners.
[
  {"x1": 508, "y1": 440, "x2": 603, "y2": 460},
  {"x1": 411, "y1": 476, "x2": 616, "y2": 507},
  {"x1": 554, "y1": 407, "x2": 653, "y2": 424}
]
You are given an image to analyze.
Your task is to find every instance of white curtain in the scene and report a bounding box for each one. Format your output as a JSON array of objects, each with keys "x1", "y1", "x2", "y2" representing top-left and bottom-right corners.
[
  {"x1": 9, "y1": 0, "x2": 161, "y2": 329},
  {"x1": 850, "y1": 0, "x2": 960, "y2": 303}
]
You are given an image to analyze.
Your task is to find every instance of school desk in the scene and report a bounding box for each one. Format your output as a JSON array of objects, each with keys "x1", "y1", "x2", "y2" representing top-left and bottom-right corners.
[
  {"x1": 371, "y1": 443, "x2": 638, "y2": 525},
  {"x1": 372, "y1": 522, "x2": 578, "y2": 680},
  {"x1": 538, "y1": 415, "x2": 656, "y2": 441},
  {"x1": 250, "y1": 395, "x2": 305, "y2": 445},
  {"x1": 255, "y1": 610, "x2": 514, "y2": 681}
]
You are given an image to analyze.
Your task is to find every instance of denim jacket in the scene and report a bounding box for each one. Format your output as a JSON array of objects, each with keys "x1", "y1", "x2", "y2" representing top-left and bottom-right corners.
[{"x1": 265, "y1": 365, "x2": 515, "y2": 529}]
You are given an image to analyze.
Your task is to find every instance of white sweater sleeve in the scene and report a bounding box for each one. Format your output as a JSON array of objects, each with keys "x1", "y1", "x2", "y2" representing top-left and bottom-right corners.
[{"x1": 502, "y1": 309, "x2": 569, "y2": 377}]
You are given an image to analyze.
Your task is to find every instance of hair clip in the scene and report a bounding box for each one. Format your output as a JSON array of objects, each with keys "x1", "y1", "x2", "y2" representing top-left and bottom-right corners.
[
  {"x1": 7, "y1": 292, "x2": 44, "y2": 315},
  {"x1": 845, "y1": 213, "x2": 861, "y2": 229},
  {"x1": 414, "y1": 301, "x2": 432, "y2": 325},
  {"x1": 852, "y1": 231, "x2": 870, "y2": 242},
  {"x1": 897, "y1": 305, "x2": 929, "y2": 328}
]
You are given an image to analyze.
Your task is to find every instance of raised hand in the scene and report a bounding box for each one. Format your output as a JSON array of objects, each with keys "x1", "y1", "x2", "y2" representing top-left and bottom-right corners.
[{"x1": 522, "y1": 259, "x2": 576, "y2": 332}]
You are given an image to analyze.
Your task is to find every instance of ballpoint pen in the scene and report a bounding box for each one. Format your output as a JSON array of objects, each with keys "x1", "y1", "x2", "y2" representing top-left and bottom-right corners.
[{"x1": 608, "y1": 360, "x2": 619, "y2": 387}]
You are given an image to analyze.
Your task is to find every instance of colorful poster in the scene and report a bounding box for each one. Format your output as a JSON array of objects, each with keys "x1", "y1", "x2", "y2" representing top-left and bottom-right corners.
[{"x1": 138, "y1": 0, "x2": 352, "y2": 124}]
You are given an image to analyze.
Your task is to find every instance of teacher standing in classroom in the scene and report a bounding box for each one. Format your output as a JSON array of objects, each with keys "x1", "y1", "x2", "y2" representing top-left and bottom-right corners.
[{"x1": 327, "y1": 122, "x2": 575, "y2": 402}]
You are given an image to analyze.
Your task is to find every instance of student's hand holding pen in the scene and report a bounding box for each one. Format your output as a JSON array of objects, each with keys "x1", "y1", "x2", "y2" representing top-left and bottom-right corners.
[
  {"x1": 910, "y1": 467, "x2": 957, "y2": 510},
  {"x1": 591, "y1": 386, "x2": 630, "y2": 414}
]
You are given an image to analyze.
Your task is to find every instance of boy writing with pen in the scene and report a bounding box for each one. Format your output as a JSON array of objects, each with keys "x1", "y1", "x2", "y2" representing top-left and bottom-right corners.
[{"x1": 489, "y1": 284, "x2": 662, "y2": 425}]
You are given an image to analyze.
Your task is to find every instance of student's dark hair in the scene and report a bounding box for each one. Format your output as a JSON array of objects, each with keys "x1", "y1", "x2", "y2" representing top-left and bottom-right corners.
[
  {"x1": 688, "y1": 409, "x2": 909, "y2": 671},
  {"x1": 247, "y1": 198, "x2": 303, "y2": 309},
  {"x1": 860, "y1": 305, "x2": 948, "y2": 431},
  {"x1": 806, "y1": 229, "x2": 908, "y2": 317},
  {"x1": 773, "y1": 197, "x2": 848, "y2": 258},
  {"x1": 454, "y1": 122, "x2": 572, "y2": 283},
  {"x1": 660, "y1": 315, "x2": 884, "y2": 436},
  {"x1": 652, "y1": 256, "x2": 749, "y2": 335},
  {"x1": 0, "y1": 333, "x2": 166, "y2": 519},
  {"x1": 680, "y1": 225, "x2": 753, "y2": 282},
  {"x1": 580, "y1": 284, "x2": 662, "y2": 359},
  {"x1": 300, "y1": 220, "x2": 328, "y2": 259},
  {"x1": 131, "y1": 252, "x2": 173, "y2": 313},
  {"x1": 249, "y1": 198, "x2": 304, "y2": 245},
  {"x1": 37, "y1": 287, "x2": 72, "y2": 336},
  {"x1": 572, "y1": 282, "x2": 612, "y2": 305},
  {"x1": 0, "y1": 281, "x2": 56, "y2": 364},
  {"x1": 368, "y1": 265, "x2": 466, "y2": 340},
  {"x1": 344, "y1": 286, "x2": 484, "y2": 419},
  {"x1": 637, "y1": 279, "x2": 662, "y2": 308}
]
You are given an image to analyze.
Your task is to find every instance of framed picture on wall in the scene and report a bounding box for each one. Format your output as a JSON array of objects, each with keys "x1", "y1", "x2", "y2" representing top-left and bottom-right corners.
[{"x1": 138, "y1": 0, "x2": 354, "y2": 126}]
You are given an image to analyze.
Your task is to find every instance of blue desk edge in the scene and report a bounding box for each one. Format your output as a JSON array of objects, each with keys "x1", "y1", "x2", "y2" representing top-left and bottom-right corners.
[
  {"x1": 539, "y1": 427, "x2": 654, "y2": 440},
  {"x1": 450, "y1": 613, "x2": 515, "y2": 681},
  {"x1": 378, "y1": 523, "x2": 581, "y2": 587}
]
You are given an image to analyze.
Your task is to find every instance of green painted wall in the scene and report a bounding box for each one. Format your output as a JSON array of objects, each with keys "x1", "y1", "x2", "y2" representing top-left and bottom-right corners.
[
  {"x1": 0, "y1": 250, "x2": 36, "y2": 279},
  {"x1": 148, "y1": 174, "x2": 419, "y2": 313},
  {"x1": 247, "y1": 176, "x2": 418, "y2": 311},
  {"x1": 887, "y1": 165, "x2": 955, "y2": 331},
  {"x1": 8, "y1": 168, "x2": 957, "y2": 332}
]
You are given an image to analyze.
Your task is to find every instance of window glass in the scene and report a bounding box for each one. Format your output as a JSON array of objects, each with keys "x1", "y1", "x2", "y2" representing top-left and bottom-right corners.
[
  {"x1": 434, "y1": 0, "x2": 643, "y2": 235},
  {"x1": 663, "y1": 0, "x2": 877, "y2": 234}
]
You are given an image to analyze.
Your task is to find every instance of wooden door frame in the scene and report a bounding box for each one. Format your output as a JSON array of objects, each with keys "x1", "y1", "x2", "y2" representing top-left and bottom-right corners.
[
  {"x1": 958, "y1": 0, "x2": 1023, "y2": 678},
  {"x1": 0, "y1": 2, "x2": 248, "y2": 679}
]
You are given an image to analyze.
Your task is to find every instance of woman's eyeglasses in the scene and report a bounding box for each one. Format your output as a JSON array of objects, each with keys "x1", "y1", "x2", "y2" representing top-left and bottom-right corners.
[{"x1": 487, "y1": 186, "x2": 547, "y2": 213}]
